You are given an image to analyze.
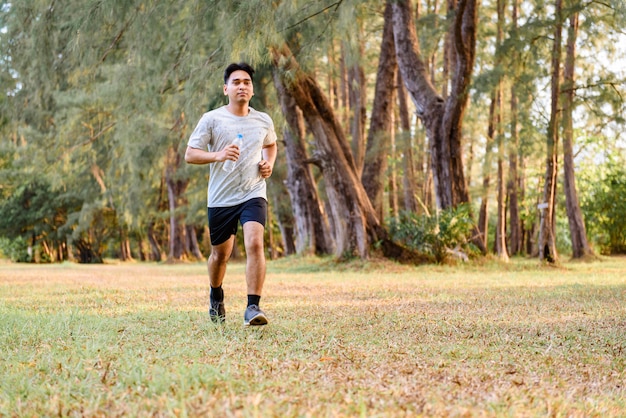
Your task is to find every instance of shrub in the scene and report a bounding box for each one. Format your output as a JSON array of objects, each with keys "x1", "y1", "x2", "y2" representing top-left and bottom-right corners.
[
  {"x1": 388, "y1": 204, "x2": 479, "y2": 263},
  {"x1": 0, "y1": 236, "x2": 31, "y2": 262},
  {"x1": 581, "y1": 163, "x2": 626, "y2": 254}
]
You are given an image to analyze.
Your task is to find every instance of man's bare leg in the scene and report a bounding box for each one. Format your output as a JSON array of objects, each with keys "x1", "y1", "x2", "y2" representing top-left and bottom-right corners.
[
  {"x1": 207, "y1": 236, "x2": 235, "y2": 288},
  {"x1": 207, "y1": 236, "x2": 234, "y2": 322},
  {"x1": 242, "y1": 221, "x2": 268, "y2": 325},
  {"x1": 243, "y1": 221, "x2": 266, "y2": 295}
]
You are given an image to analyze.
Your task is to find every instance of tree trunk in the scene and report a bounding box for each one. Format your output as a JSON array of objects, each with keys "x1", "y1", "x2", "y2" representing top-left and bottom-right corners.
[
  {"x1": 397, "y1": 74, "x2": 419, "y2": 214},
  {"x1": 507, "y1": 0, "x2": 523, "y2": 255},
  {"x1": 507, "y1": 88, "x2": 522, "y2": 255},
  {"x1": 561, "y1": 10, "x2": 594, "y2": 259},
  {"x1": 388, "y1": 127, "x2": 399, "y2": 220},
  {"x1": 392, "y1": 0, "x2": 485, "y2": 253},
  {"x1": 272, "y1": 70, "x2": 334, "y2": 256},
  {"x1": 277, "y1": 220, "x2": 297, "y2": 256},
  {"x1": 271, "y1": 44, "x2": 429, "y2": 263},
  {"x1": 267, "y1": 203, "x2": 278, "y2": 260},
  {"x1": 478, "y1": 94, "x2": 496, "y2": 250},
  {"x1": 494, "y1": 0, "x2": 509, "y2": 261},
  {"x1": 538, "y1": 0, "x2": 562, "y2": 263},
  {"x1": 339, "y1": 45, "x2": 350, "y2": 130},
  {"x1": 348, "y1": 36, "x2": 367, "y2": 175},
  {"x1": 165, "y1": 146, "x2": 189, "y2": 261},
  {"x1": 147, "y1": 221, "x2": 163, "y2": 261},
  {"x1": 362, "y1": 1, "x2": 397, "y2": 222},
  {"x1": 185, "y1": 224, "x2": 203, "y2": 260}
]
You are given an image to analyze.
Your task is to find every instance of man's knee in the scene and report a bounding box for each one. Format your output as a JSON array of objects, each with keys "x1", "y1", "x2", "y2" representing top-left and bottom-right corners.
[
  {"x1": 210, "y1": 243, "x2": 233, "y2": 264},
  {"x1": 245, "y1": 238, "x2": 264, "y2": 256}
]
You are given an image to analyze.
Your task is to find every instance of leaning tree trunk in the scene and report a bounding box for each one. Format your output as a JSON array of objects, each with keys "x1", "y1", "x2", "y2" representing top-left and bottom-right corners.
[
  {"x1": 361, "y1": 1, "x2": 397, "y2": 222},
  {"x1": 271, "y1": 44, "x2": 429, "y2": 263},
  {"x1": 538, "y1": 0, "x2": 562, "y2": 263},
  {"x1": 272, "y1": 71, "x2": 334, "y2": 256},
  {"x1": 561, "y1": 10, "x2": 594, "y2": 259}
]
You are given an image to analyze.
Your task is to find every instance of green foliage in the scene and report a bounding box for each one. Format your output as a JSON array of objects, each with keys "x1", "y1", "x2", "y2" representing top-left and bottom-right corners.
[
  {"x1": 0, "y1": 236, "x2": 30, "y2": 262},
  {"x1": 387, "y1": 204, "x2": 479, "y2": 263},
  {"x1": 580, "y1": 163, "x2": 626, "y2": 254},
  {"x1": 0, "y1": 180, "x2": 79, "y2": 244}
]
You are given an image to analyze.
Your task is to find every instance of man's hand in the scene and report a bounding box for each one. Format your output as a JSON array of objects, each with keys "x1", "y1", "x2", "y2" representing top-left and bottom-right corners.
[
  {"x1": 258, "y1": 160, "x2": 273, "y2": 178},
  {"x1": 221, "y1": 144, "x2": 241, "y2": 162}
]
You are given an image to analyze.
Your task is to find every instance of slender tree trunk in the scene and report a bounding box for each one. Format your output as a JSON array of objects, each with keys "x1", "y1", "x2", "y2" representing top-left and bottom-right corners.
[
  {"x1": 147, "y1": 221, "x2": 163, "y2": 261},
  {"x1": 539, "y1": 0, "x2": 562, "y2": 263},
  {"x1": 339, "y1": 45, "x2": 350, "y2": 130},
  {"x1": 362, "y1": 1, "x2": 397, "y2": 221},
  {"x1": 507, "y1": 88, "x2": 522, "y2": 255},
  {"x1": 348, "y1": 36, "x2": 367, "y2": 175},
  {"x1": 397, "y1": 75, "x2": 419, "y2": 213},
  {"x1": 478, "y1": 94, "x2": 496, "y2": 250},
  {"x1": 185, "y1": 225, "x2": 203, "y2": 260},
  {"x1": 507, "y1": 0, "x2": 523, "y2": 255},
  {"x1": 267, "y1": 203, "x2": 278, "y2": 260},
  {"x1": 165, "y1": 146, "x2": 189, "y2": 261},
  {"x1": 277, "y1": 220, "x2": 297, "y2": 256},
  {"x1": 494, "y1": 0, "x2": 509, "y2": 261},
  {"x1": 496, "y1": 128, "x2": 509, "y2": 261},
  {"x1": 388, "y1": 125, "x2": 399, "y2": 220},
  {"x1": 561, "y1": 9, "x2": 594, "y2": 259}
]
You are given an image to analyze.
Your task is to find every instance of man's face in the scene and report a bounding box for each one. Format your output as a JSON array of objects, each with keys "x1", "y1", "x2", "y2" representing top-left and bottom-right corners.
[{"x1": 224, "y1": 70, "x2": 254, "y2": 104}]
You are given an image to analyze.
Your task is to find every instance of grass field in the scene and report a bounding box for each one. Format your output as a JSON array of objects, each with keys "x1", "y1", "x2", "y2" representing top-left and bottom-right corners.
[{"x1": 1, "y1": 256, "x2": 625, "y2": 417}]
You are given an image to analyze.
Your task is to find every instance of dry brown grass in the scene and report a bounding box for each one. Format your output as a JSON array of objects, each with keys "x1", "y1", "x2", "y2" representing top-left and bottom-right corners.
[{"x1": 1, "y1": 256, "x2": 625, "y2": 417}]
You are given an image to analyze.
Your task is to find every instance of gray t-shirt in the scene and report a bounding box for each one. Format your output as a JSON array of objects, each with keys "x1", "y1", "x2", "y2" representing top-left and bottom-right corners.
[{"x1": 188, "y1": 106, "x2": 277, "y2": 207}]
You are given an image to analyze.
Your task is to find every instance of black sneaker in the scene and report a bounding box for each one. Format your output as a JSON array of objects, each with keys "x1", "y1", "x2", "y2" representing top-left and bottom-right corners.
[
  {"x1": 243, "y1": 304, "x2": 268, "y2": 326},
  {"x1": 209, "y1": 298, "x2": 225, "y2": 323}
]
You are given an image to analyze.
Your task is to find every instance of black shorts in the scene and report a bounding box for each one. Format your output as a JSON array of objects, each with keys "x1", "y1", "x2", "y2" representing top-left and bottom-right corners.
[{"x1": 207, "y1": 197, "x2": 267, "y2": 246}]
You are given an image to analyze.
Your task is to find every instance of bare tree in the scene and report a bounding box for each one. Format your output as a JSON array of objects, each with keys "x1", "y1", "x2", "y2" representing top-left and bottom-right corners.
[
  {"x1": 538, "y1": 0, "x2": 562, "y2": 263},
  {"x1": 561, "y1": 8, "x2": 594, "y2": 259}
]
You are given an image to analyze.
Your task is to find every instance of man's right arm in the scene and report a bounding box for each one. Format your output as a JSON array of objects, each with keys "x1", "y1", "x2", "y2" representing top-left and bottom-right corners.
[{"x1": 185, "y1": 146, "x2": 237, "y2": 165}]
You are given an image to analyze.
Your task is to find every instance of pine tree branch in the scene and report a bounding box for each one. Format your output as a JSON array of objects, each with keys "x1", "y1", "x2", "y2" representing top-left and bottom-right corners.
[
  {"x1": 58, "y1": 121, "x2": 116, "y2": 161},
  {"x1": 280, "y1": 1, "x2": 344, "y2": 32},
  {"x1": 99, "y1": 7, "x2": 140, "y2": 63}
]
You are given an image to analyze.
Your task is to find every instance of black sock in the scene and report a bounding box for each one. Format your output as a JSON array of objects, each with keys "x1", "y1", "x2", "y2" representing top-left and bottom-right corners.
[
  {"x1": 247, "y1": 294, "x2": 261, "y2": 307},
  {"x1": 210, "y1": 286, "x2": 224, "y2": 302}
]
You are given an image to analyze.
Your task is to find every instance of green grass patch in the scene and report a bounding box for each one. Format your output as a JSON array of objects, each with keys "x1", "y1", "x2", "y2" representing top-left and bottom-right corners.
[{"x1": 1, "y1": 257, "x2": 625, "y2": 416}]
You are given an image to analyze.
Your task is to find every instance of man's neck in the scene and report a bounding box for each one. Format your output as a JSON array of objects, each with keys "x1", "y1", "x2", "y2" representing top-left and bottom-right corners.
[{"x1": 225, "y1": 103, "x2": 250, "y2": 117}]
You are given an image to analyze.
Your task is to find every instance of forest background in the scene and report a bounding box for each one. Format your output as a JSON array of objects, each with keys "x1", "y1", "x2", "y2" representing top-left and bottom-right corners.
[{"x1": 0, "y1": 0, "x2": 625, "y2": 265}]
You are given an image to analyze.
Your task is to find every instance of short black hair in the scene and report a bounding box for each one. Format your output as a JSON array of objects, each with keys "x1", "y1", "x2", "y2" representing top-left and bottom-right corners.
[{"x1": 224, "y1": 62, "x2": 255, "y2": 84}]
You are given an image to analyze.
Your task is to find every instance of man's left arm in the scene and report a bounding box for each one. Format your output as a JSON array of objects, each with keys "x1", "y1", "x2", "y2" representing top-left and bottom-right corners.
[{"x1": 259, "y1": 142, "x2": 277, "y2": 179}]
